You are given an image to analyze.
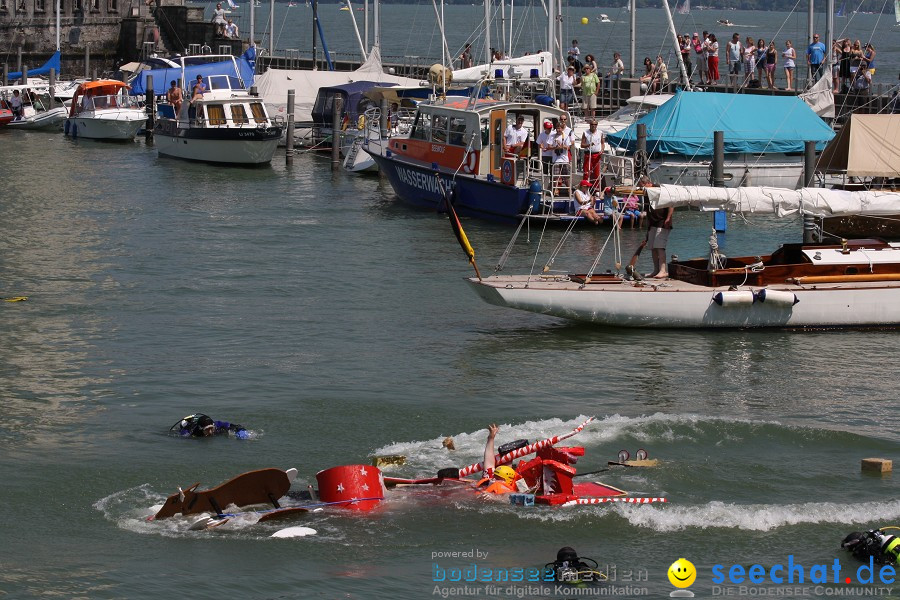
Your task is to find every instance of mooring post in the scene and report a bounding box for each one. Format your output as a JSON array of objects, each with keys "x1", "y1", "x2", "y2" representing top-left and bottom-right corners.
[
  {"x1": 331, "y1": 95, "x2": 343, "y2": 171},
  {"x1": 713, "y1": 130, "x2": 727, "y2": 232},
  {"x1": 84, "y1": 45, "x2": 90, "y2": 80},
  {"x1": 286, "y1": 89, "x2": 295, "y2": 165},
  {"x1": 145, "y1": 74, "x2": 155, "y2": 141},
  {"x1": 16, "y1": 47, "x2": 22, "y2": 73},
  {"x1": 49, "y1": 67, "x2": 56, "y2": 103}
]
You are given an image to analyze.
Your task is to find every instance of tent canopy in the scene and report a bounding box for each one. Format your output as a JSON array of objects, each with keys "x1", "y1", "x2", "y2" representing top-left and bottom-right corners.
[
  {"x1": 816, "y1": 114, "x2": 900, "y2": 177},
  {"x1": 606, "y1": 90, "x2": 835, "y2": 156},
  {"x1": 129, "y1": 48, "x2": 256, "y2": 96}
]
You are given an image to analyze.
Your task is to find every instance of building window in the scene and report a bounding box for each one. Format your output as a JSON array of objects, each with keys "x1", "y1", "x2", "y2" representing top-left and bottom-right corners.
[
  {"x1": 90, "y1": 0, "x2": 99, "y2": 11},
  {"x1": 73, "y1": 0, "x2": 82, "y2": 10},
  {"x1": 0, "y1": 0, "x2": 8, "y2": 12},
  {"x1": 34, "y1": 0, "x2": 45, "y2": 11},
  {"x1": 16, "y1": 0, "x2": 26, "y2": 12},
  {"x1": 107, "y1": 0, "x2": 116, "y2": 11}
]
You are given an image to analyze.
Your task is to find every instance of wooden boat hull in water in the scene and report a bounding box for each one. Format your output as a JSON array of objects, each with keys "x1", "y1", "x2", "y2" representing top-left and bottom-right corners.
[{"x1": 467, "y1": 241, "x2": 900, "y2": 328}]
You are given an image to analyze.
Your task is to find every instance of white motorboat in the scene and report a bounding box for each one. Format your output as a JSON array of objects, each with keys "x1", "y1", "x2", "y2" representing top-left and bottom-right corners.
[
  {"x1": 154, "y1": 74, "x2": 283, "y2": 165},
  {"x1": 0, "y1": 85, "x2": 67, "y2": 130},
  {"x1": 598, "y1": 13, "x2": 612, "y2": 22},
  {"x1": 64, "y1": 80, "x2": 146, "y2": 140},
  {"x1": 595, "y1": 94, "x2": 672, "y2": 137},
  {"x1": 466, "y1": 185, "x2": 900, "y2": 329}
]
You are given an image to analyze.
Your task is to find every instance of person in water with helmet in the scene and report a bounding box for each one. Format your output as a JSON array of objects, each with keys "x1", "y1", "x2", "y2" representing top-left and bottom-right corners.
[
  {"x1": 171, "y1": 414, "x2": 249, "y2": 439},
  {"x1": 476, "y1": 424, "x2": 520, "y2": 494}
]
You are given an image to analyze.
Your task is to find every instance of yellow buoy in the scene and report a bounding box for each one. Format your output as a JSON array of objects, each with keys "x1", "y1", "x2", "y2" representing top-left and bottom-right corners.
[{"x1": 581, "y1": 16, "x2": 588, "y2": 24}]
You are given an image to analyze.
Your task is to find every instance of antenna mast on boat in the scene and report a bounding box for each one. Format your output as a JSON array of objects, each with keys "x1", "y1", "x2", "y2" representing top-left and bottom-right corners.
[{"x1": 662, "y1": 0, "x2": 690, "y2": 89}]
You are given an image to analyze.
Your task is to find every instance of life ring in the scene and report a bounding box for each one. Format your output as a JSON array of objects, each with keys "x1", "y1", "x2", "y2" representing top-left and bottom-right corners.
[{"x1": 462, "y1": 150, "x2": 477, "y2": 173}]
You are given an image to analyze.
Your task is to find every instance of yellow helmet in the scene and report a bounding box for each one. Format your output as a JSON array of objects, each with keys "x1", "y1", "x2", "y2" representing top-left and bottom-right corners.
[{"x1": 493, "y1": 466, "x2": 516, "y2": 484}]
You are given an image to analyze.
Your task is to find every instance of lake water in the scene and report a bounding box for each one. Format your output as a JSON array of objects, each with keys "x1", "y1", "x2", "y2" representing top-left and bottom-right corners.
[{"x1": 1, "y1": 110, "x2": 899, "y2": 597}]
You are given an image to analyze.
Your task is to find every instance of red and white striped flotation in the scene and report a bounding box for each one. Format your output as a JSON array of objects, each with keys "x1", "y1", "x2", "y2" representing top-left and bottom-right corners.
[{"x1": 563, "y1": 497, "x2": 668, "y2": 506}]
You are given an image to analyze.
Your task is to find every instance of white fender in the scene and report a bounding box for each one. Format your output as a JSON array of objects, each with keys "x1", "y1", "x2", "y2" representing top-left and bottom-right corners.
[
  {"x1": 712, "y1": 290, "x2": 755, "y2": 307},
  {"x1": 756, "y1": 289, "x2": 799, "y2": 306}
]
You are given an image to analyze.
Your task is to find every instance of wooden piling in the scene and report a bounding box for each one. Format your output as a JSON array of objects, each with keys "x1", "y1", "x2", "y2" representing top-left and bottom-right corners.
[
  {"x1": 331, "y1": 95, "x2": 343, "y2": 171},
  {"x1": 286, "y1": 89, "x2": 295, "y2": 165},
  {"x1": 145, "y1": 74, "x2": 155, "y2": 141}
]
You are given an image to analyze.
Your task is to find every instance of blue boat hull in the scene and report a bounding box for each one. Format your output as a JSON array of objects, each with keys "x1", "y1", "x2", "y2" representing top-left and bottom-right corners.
[{"x1": 371, "y1": 153, "x2": 531, "y2": 224}]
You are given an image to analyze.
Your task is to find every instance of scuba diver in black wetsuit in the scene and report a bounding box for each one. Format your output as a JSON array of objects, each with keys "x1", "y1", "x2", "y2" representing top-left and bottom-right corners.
[
  {"x1": 171, "y1": 414, "x2": 249, "y2": 439},
  {"x1": 547, "y1": 547, "x2": 606, "y2": 584},
  {"x1": 842, "y1": 528, "x2": 900, "y2": 565}
]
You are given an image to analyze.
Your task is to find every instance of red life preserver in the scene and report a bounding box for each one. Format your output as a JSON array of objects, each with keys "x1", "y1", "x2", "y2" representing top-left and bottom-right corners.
[{"x1": 462, "y1": 150, "x2": 477, "y2": 173}]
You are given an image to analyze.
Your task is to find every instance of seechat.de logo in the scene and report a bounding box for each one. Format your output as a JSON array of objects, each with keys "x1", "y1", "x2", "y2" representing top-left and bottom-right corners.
[{"x1": 668, "y1": 558, "x2": 697, "y2": 597}]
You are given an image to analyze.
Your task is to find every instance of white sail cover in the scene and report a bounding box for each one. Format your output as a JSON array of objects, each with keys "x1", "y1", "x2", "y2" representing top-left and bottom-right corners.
[
  {"x1": 799, "y1": 73, "x2": 835, "y2": 119},
  {"x1": 254, "y1": 45, "x2": 422, "y2": 121},
  {"x1": 452, "y1": 51, "x2": 554, "y2": 83},
  {"x1": 646, "y1": 185, "x2": 900, "y2": 217}
]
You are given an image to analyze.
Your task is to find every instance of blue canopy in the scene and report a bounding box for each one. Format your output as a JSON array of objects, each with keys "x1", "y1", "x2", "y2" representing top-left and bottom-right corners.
[
  {"x1": 8, "y1": 51, "x2": 61, "y2": 81},
  {"x1": 606, "y1": 90, "x2": 835, "y2": 155},
  {"x1": 311, "y1": 81, "x2": 397, "y2": 123},
  {"x1": 129, "y1": 47, "x2": 256, "y2": 96}
]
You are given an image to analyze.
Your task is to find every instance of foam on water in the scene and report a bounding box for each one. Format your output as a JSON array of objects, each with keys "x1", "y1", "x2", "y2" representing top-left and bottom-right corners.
[{"x1": 615, "y1": 498, "x2": 900, "y2": 532}]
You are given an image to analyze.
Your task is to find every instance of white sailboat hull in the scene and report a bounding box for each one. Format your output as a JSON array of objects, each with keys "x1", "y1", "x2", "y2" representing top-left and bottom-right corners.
[
  {"x1": 651, "y1": 157, "x2": 804, "y2": 189},
  {"x1": 467, "y1": 275, "x2": 900, "y2": 328}
]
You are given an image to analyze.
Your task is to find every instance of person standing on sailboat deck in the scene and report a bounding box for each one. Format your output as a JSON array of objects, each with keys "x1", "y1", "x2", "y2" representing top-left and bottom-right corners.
[
  {"x1": 459, "y1": 44, "x2": 473, "y2": 69},
  {"x1": 743, "y1": 36, "x2": 756, "y2": 86},
  {"x1": 580, "y1": 119, "x2": 604, "y2": 186},
  {"x1": 166, "y1": 80, "x2": 183, "y2": 116},
  {"x1": 503, "y1": 115, "x2": 529, "y2": 157},
  {"x1": 765, "y1": 42, "x2": 778, "y2": 89},
  {"x1": 212, "y1": 2, "x2": 227, "y2": 36},
  {"x1": 726, "y1": 34, "x2": 743, "y2": 89},
  {"x1": 646, "y1": 202, "x2": 674, "y2": 279},
  {"x1": 807, "y1": 34, "x2": 827, "y2": 85},
  {"x1": 550, "y1": 121, "x2": 574, "y2": 197},
  {"x1": 782, "y1": 40, "x2": 796, "y2": 91}
]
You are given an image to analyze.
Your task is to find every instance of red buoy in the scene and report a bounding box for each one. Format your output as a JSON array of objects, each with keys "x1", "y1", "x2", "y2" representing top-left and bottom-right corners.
[{"x1": 315, "y1": 465, "x2": 385, "y2": 511}]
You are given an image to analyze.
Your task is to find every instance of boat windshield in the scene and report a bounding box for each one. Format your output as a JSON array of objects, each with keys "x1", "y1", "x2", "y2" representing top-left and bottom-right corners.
[
  {"x1": 207, "y1": 75, "x2": 244, "y2": 91},
  {"x1": 81, "y1": 94, "x2": 140, "y2": 111}
]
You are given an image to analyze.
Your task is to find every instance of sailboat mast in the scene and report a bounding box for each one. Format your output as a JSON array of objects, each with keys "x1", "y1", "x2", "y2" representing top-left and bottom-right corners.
[
  {"x1": 312, "y1": 0, "x2": 318, "y2": 70},
  {"x1": 826, "y1": 0, "x2": 834, "y2": 73},
  {"x1": 364, "y1": 0, "x2": 368, "y2": 51},
  {"x1": 808, "y1": 0, "x2": 814, "y2": 49},
  {"x1": 270, "y1": 0, "x2": 275, "y2": 58},
  {"x1": 662, "y1": 0, "x2": 689, "y2": 89},
  {"x1": 547, "y1": 0, "x2": 554, "y2": 69},
  {"x1": 250, "y1": 0, "x2": 256, "y2": 51},
  {"x1": 508, "y1": 0, "x2": 514, "y2": 57},
  {"x1": 629, "y1": 0, "x2": 636, "y2": 76},
  {"x1": 56, "y1": 0, "x2": 60, "y2": 51},
  {"x1": 484, "y1": 0, "x2": 492, "y2": 63},
  {"x1": 500, "y1": 0, "x2": 506, "y2": 57}
]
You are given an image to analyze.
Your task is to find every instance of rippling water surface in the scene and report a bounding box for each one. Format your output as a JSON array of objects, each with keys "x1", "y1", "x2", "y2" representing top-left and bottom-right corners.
[{"x1": 1, "y1": 131, "x2": 898, "y2": 599}]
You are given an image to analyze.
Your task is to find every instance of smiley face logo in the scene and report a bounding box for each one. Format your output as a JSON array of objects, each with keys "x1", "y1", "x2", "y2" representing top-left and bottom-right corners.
[{"x1": 668, "y1": 558, "x2": 696, "y2": 588}]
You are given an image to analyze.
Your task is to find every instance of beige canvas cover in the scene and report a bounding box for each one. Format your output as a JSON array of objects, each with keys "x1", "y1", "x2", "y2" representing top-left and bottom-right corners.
[{"x1": 817, "y1": 114, "x2": 900, "y2": 177}]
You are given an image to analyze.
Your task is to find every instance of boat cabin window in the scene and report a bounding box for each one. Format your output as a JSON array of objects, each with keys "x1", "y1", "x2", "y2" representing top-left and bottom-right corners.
[
  {"x1": 250, "y1": 102, "x2": 267, "y2": 124},
  {"x1": 449, "y1": 116, "x2": 467, "y2": 147},
  {"x1": 231, "y1": 104, "x2": 249, "y2": 125},
  {"x1": 410, "y1": 112, "x2": 431, "y2": 141},
  {"x1": 206, "y1": 104, "x2": 226, "y2": 125},
  {"x1": 206, "y1": 75, "x2": 241, "y2": 91},
  {"x1": 432, "y1": 114, "x2": 448, "y2": 143}
]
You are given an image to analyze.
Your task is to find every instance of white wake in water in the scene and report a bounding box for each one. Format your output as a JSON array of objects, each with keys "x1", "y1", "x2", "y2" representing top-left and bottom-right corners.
[{"x1": 615, "y1": 499, "x2": 900, "y2": 532}]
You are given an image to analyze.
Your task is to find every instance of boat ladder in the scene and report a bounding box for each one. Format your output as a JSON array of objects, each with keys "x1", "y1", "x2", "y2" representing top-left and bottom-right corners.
[{"x1": 343, "y1": 136, "x2": 363, "y2": 170}]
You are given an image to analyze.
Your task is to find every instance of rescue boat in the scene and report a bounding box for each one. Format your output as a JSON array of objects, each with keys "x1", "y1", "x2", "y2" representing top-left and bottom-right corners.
[{"x1": 368, "y1": 99, "x2": 620, "y2": 225}]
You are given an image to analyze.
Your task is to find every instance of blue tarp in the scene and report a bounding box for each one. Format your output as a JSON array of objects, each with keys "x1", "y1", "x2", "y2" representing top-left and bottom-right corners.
[
  {"x1": 129, "y1": 47, "x2": 256, "y2": 96},
  {"x1": 606, "y1": 89, "x2": 836, "y2": 155},
  {"x1": 8, "y1": 51, "x2": 61, "y2": 81}
]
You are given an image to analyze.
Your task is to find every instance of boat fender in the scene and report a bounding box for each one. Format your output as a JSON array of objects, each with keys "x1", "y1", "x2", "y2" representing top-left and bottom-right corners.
[
  {"x1": 64, "y1": 120, "x2": 70, "y2": 135},
  {"x1": 755, "y1": 289, "x2": 799, "y2": 306},
  {"x1": 712, "y1": 290, "x2": 755, "y2": 307},
  {"x1": 528, "y1": 181, "x2": 542, "y2": 213},
  {"x1": 497, "y1": 439, "x2": 529, "y2": 455}
]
